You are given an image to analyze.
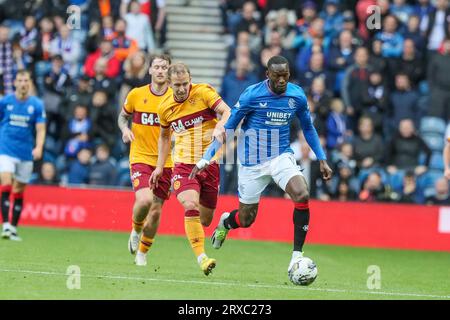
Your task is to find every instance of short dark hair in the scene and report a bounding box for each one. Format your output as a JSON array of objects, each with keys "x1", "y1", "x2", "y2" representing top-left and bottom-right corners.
[
  {"x1": 149, "y1": 54, "x2": 171, "y2": 67},
  {"x1": 267, "y1": 55, "x2": 289, "y2": 69}
]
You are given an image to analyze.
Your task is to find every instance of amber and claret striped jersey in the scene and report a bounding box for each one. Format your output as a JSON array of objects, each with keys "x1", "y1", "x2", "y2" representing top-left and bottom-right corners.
[
  {"x1": 158, "y1": 83, "x2": 223, "y2": 164},
  {"x1": 123, "y1": 84, "x2": 173, "y2": 167}
]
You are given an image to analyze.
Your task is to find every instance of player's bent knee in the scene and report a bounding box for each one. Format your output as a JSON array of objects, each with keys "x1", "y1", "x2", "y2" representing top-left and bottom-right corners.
[
  {"x1": 135, "y1": 196, "x2": 152, "y2": 209},
  {"x1": 292, "y1": 190, "x2": 310, "y2": 204},
  {"x1": 182, "y1": 200, "x2": 199, "y2": 212}
]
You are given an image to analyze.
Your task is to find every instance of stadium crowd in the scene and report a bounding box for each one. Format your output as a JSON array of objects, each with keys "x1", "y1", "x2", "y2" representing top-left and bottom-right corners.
[{"x1": 0, "y1": 0, "x2": 449, "y2": 205}]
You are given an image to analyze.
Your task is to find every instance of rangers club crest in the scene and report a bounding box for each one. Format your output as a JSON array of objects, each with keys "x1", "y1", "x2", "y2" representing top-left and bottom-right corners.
[{"x1": 288, "y1": 98, "x2": 296, "y2": 109}]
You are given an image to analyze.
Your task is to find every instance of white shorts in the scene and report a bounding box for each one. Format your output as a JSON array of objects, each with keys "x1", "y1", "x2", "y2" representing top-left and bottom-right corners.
[
  {"x1": 238, "y1": 152, "x2": 303, "y2": 204},
  {"x1": 0, "y1": 155, "x2": 34, "y2": 184}
]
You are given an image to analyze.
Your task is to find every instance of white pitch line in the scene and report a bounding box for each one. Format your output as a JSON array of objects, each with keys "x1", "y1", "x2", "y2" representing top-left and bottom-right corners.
[{"x1": 1, "y1": 268, "x2": 449, "y2": 299}]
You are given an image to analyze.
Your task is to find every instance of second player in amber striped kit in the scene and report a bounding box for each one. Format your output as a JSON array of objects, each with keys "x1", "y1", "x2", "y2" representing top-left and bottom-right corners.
[{"x1": 118, "y1": 54, "x2": 173, "y2": 266}]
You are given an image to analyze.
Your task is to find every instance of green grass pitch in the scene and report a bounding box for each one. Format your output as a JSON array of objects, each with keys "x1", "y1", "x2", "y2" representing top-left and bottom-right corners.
[{"x1": 0, "y1": 226, "x2": 449, "y2": 300}]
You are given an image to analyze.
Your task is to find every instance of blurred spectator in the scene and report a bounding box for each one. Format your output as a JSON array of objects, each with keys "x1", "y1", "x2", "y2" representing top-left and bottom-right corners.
[
  {"x1": 333, "y1": 142, "x2": 358, "y2": 173},
  {"x1": 307, "y1": 77, "x2": 332, "y2": 130},
  {"x1": 49, "y1": 24, "x2": 82, "y2": 78},
  {"x1": 333, "y1": 179, "x2": 357, "y2": 201},
  {"x1": 62, "y1": 75, "x2": 93, "y2": 121},
  {"x1": 264, "y1": 9, "x2": 296, "y2": 50},
  {"x1": 226, "y1": 33, "x2": 251, "y2": 72},
  {"x1": 386, "y1": 119, "x2": 431, "y2": 176},
  {"x1": 42, "y1": 55, "x2": 72, "y2": 138},
  {"x1": 84, "y1": 38, "x2": 121, "y2": 78},
  {"x1": 14, "y1": 15, "x2": 38, "y2": 67},
  {"x1": 320, "y1": 0, "x2": 343, "y2": 39},
  {"x1": 330, "y1": 162, "x2": 359, "y2": 197},
  {"x1": 397, "y1": 170, "x2": 424, "y2": 204},
  {"x1": 359, "y1": 171, "x2": 389, "y2": 202},
  {"x1": 403, "y1": 14, "x2": 426, "y2": 54},
  {"x1": 262, "y1": 0, "x2": 297, "y2": 13},
  {"x1": 86, "y1": 16, "x2": 114, "y2": 53},
  {"x1": 427, "y1": 37, "x2": 450, "y2": 120},
  {"x1": 415, "y1": 0, "x2": 434, "y2": 33},
  {"x1": 426, "y1": 177, "x2": 450, "y2": 205},
  {"x1": 33, "y1": 17, "x2": 55, "y2": 91},
  {"x1": 123, "y1": 0, "x2": 155, "y2": 51},
  {"x1": 236, "y1": 1, "x2": 260, "y2": 36},
  {"x1": 353, "y1": 116, "x2": 384, "y2": 170},
  {"x1": 389, "y1": 39, "x2": 425, "y2": 89},
  {"x1": 390, "y1": 0, "x2": 414, "y2": 27},
  {"x1": 90, "y1": 57, "x2": 117, "y2": 99},
  {"x1": 294, "y1": 18, "x2": 330, "y2": 70},
  {"x1": 119, "y1": 51, "x2": 151, "y2": 107},
  {"x1": 219, "y1": 0, "x2": 250, "y2": 34},
  {"x1": 298, "y1": 52, "x2": 334, "y2": 91},
  {"x1": 0, "y1": 25, "x2": 14, "y2": 96},
  {"x1": 89, "y1": 0, "x2": 122, "y2": 22},
  {"x1": 63, "y1": 104, "x2": 92, "y2": 158},
  {"x1": 35, "y1": 162, "x2": 60, "y2": 186},
  {"x1": 341, "y1": 46, "x2": 372, "y2": 123},
  {"x1": 339, "y1": 10, "x2": 364, "y2": 46},
  {"x1": 326, "y1": 98, "x2": 347, "y2": 150},
  {"x1": 389, "y1": 73, "x2": 420, "y2": 130},
  {"x1": 425, "y1": 0, "x2": 450, "y2": 53},
  {"x1": 361, "y1": 71, "x2": 388, "y2": 132},
  {"x1": 88, "y1": 144, "x2": 117, "y2": 186},
  {"x1": 107, "y1": 18, "x2": 138, "y2": 62},
  {"x1": 43, "y1": 54, "x2": 71, "y2": 95},
  {"x1": 89, "y1": 90, "x2": 117, "y2": 149},
  {"x1": 41, "y1": 0, "x2": 74, "y2": 18},
  {"x1": 259, "y1": 30, "x2": 294, "y2": 78},
  {"x1": 68, "y1": 148, "x2": 92, "y2": 185},
  {"x1": 150, "y1": 0, "x2": 168, "y2": 48},
  {"x1": 120, "y1": 0, "x2": 152, "y2": 17},
  {"x1": 11, "y1": 42, "x2": 27, "y2": 73},
  {"x1": 369, "y1": 39, "x2": 389, "y2": 74},
  {"x1": 221, "y1": 56, "x2": 258, "y2": 107},
  {"x1": 327, "y1": 30, "x2": 356, "y2": 93},
  {"x1": 295, "y1": 1, "x2": 318, "y2": 37},
  {"x1": 374, "y1": 15, "x2": 404, "y2": 59}
]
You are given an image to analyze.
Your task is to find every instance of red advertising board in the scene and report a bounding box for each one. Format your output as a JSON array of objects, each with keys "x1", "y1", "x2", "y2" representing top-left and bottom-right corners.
[{"x1": 20, "y1": 186, "x2": 450, "y2": 252}]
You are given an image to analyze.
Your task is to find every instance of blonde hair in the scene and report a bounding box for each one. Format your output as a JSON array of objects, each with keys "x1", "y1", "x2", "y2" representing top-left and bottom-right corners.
[{"x1": 168, "y1": 62, "x2": 191, "y2": 80}]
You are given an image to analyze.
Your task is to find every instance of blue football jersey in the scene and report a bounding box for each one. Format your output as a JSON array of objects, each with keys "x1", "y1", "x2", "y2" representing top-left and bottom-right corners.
[
  {"x1": 224, "y1": 80, "x2": 326, "y2": 166},
  {"x1": 0, "y1": 94, "x2": 46, "y2": 161}
]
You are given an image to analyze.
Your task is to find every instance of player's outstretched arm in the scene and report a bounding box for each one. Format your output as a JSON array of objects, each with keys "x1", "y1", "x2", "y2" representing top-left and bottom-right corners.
[
  {"x1": 444, "y1": 141, "x2": 450, "y2": 180},
  {"x1": 189, "y1": 101, "x2": 246, "y2": 179},
  {"x1": 33, "y1": 123, "x2": 46, "y2": 161},
  {"x1": 150, "y1": 126, "x2": 171, "y2": 188},
  {"x1": 118, "y1": 109, "x2": 135, "y2": 143}
]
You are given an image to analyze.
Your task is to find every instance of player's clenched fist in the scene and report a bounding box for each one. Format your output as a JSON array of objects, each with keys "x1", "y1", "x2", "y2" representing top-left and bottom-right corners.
[
  {"x1": 121, "y1": 127, "x2": 135, "y2": 144},
  {"x1": 32, "y1": 147, "x2": 43, "y2": 160},
  {"x1": 319, "y1": 160, "x2": 333, "y2": 181}
]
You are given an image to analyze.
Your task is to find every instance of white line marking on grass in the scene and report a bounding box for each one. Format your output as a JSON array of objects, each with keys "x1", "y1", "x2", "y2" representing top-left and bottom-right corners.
[{"x1": 1, "y1": 268, "x2": 449, "y2": 299}]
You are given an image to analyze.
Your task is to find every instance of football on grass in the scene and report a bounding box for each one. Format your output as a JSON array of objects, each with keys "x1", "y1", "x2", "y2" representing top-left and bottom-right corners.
[{"x1": 288, "y1": 257, "x2": 318, "y2": 286}]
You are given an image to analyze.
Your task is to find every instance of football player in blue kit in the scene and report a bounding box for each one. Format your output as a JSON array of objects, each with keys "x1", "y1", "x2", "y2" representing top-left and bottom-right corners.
[
  {"x1": 0, "y1": 70, "x2": 46, "y2": 241},
  {"x1": 190, "y1": 55, "x2": 333, "y2": 271}
]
